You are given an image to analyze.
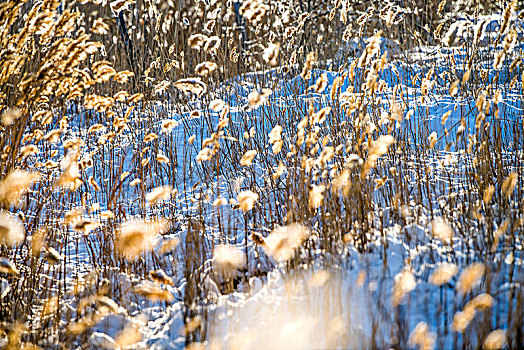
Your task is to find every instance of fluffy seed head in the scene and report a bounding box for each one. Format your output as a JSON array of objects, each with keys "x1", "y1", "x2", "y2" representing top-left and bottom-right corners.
[
  {"x1": 248, "y1": 88, "x2": 272, "y2": 108},
  {"x1": 409, "y1": 322, "x2": 436, "y2": 350},
  {"x1": 240, "y1": 150, "x2": 257, "y2": 166},
  {"x1": 429, "y1": 263, "x2": 458, "y2": 286},
  {"x1": 146, "y1": 186, "x2": 172, "y2": 205},
  {"x1": 237, "y1": 191, "x2": 258, "y2": 212},
  {"x1": 117, "y1": 219, "x2": 168, "y2": 259},
  {"x1": 188, "y1": 34, "x2": 208, "y2": 49},
  {"x1": 262, "y1": 43, "x2": 280, "y2": 66},
  {"x1": 195, "y1": 61, "x2": 218, "y2": 76},
  {"x1": 44, "y1": 247, "x2": 63, "y2": 264},
  {"x1": 483, "y1": 329, "x2": 506, "y2": 350},
  {"x1": 213, "y1": 244, "x2": 246, "y2": 274},
  {"x1": 308, "y1": 184, "x2": 326, "y2": 210},
  {"x1": 135, "y1": 281, "x2": 174, "y2": 302},
  {"x1": 262, "y1": 223, "x2": 310, "y2": 262},
  {"x1": 431, "y1": 219, "x2": 454, "y2": 244},
  {"x1": 174, "y1": 78, "x2": 207, "y2": 96},
  {"x1": 1, "y1": 107, "x2": 22, "y2": 126},
  {"x1": 453, "y1": 307, "x2": 476, "y2": 333},
  {"x1": 161, "y1": 119, "x2": 178, "y2": 133},
  {"x1": 0, "y1": 170, "x2": 38, "y2": 205},
  {"x1": 0, "y1": 210, "x2": 25, "y2": 246},
  {"x1": 457, "y1": 262, "x2": 485, "y2": 294},
  {"x1": 392, "y1": 269, "x2": 416, "y2": 307}
]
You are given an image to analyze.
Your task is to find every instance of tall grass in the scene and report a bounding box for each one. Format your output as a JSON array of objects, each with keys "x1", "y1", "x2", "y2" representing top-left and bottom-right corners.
[{"x1": 0, "y1": 0, "x2": 523, "y2": 348}]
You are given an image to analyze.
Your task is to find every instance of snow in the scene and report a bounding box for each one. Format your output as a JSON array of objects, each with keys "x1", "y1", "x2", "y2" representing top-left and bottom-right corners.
[{"x1": 7, "y1": 19, "x2": 524, "y2": 349}]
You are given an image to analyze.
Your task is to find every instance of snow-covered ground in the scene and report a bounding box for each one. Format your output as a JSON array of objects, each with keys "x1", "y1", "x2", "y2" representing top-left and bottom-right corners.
[{"x1": 4, "y1": 14, "x2": 524, "y2": 349}]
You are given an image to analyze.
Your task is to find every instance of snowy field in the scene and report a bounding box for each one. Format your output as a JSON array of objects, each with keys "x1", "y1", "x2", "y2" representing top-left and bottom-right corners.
[
  {"x1": 1, "y1": 1, "x2": 524, "y2": 349},
  {"x1": 61, "y1": 38, "x2": 524, "y2": 348}
]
